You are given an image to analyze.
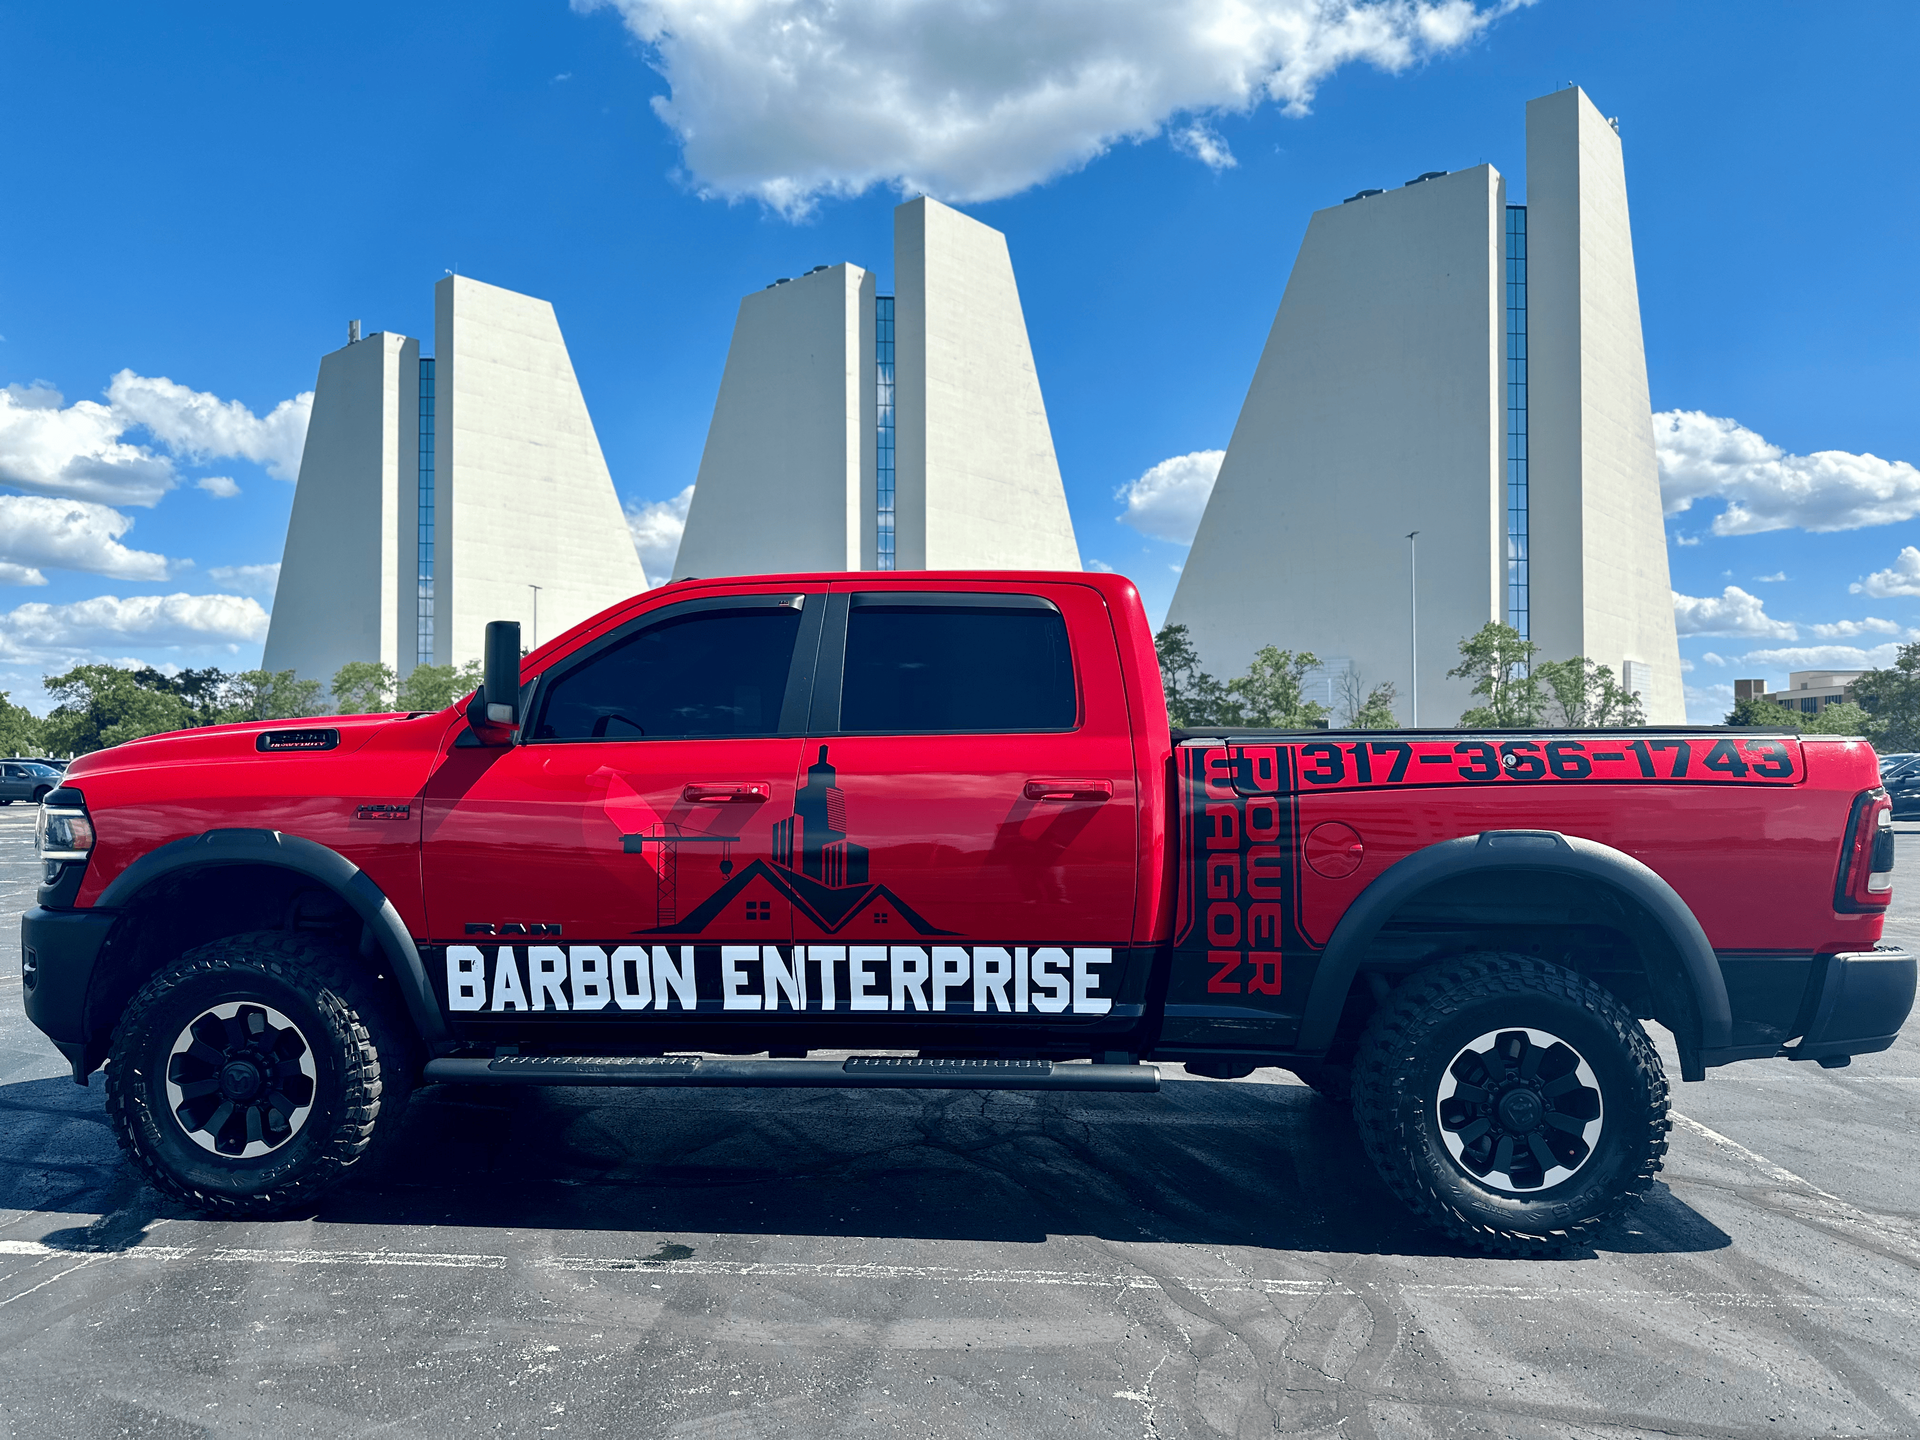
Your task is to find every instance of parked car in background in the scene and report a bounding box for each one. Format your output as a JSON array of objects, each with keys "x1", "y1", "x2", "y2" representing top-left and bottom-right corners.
[
  {"x1": 1884, "y1": 762, "x2": 1920, "y2": 819},
  {"x1": 1878, "y1": 753, "x2": 1916, "y2": 778},
  {"x1": 0, "y1": 761, "x2": 61, "y2": 806}
]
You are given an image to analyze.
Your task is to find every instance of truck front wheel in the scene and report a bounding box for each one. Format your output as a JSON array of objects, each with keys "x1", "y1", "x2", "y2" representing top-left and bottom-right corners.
[
  {"x1": 1351, "y1": 953, "x2": 1669, "y2": 1256},
  {"x1": 105, "y1": 932, "x2": 409, "y2": 1217}
]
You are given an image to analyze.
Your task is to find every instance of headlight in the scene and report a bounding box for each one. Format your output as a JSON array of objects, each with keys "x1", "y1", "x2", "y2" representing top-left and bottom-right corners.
[{"x1": 38, "y1": 805, "x2": 94, "y2": 862}]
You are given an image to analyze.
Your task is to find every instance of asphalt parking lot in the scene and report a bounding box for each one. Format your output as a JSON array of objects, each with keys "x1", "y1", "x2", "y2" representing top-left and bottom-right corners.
[{"x1": 3, "y1": 809, "x2": 1918, "y2": 1438}]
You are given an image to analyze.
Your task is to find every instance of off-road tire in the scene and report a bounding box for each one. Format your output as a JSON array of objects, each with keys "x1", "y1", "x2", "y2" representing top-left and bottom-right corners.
[
  {"x1": 105, "y1": 931, "x2": 411, "y2": 1217},
  {"x1": 1351, "y1": 952, "x2": 1668, "y2": 1257},
  {"x1": 1295, "y1": 1058, "x2": 1353, "y2": 1107}
]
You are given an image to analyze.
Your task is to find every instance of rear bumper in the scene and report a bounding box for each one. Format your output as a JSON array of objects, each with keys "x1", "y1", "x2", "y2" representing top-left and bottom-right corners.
[
  {"x1": 1782, "y1": 946, "x2": 1915, "y2": 1064},
  {"x1": 1705, "y1": 945, "x2": 1915, "y2": 1069},
  {"x1": 20, "y1": 905, "x2": 117, "y2": 1080}
]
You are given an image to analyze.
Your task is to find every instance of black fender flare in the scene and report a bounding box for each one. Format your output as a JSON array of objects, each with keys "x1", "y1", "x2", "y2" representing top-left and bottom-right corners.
[
  {"x1": 95, "y1": 828, "x2": 451, "y2": 1051},
  {"x1": 1298, "y1": 829, "x2": 1731, "y2": 1062}
]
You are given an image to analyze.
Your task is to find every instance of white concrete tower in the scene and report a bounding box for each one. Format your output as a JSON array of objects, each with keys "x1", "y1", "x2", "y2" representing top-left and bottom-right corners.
[
  {"x1": 894, "y1": 198, "x2": 1080, "y2": 570},
  {"x1": 433, "y1": 275, "x2": 648, "y2": 658},
  {"x1": 1166, "y1": 167, "x2": 1507, "y2": 724},
  {"x1": 263, "y1": 330, "x2": 416, "y2": 684},
  {"x1": 1525, "y1": 88, "x2": 1683, "y2": 723},
  {"x1": 674, "y1": 265, "x2": 876, "y2": 578}
]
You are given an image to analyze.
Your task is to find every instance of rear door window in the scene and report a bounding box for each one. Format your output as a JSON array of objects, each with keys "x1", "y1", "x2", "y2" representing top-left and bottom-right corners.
[
  {"x1": 532, "y1": 602, "x2": 807, "y2": 741},
  {"x1": 838, "y1": 596, "x2": 1076, "y2": 734}
]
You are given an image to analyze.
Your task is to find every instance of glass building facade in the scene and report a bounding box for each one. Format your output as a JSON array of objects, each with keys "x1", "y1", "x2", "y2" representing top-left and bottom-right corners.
[
  {"x1": 874, "y1": 295, "x2": 896, "y2": 570},
  {"x1": 1504, "y1": 205, "x2": 1529, "y2": 640},
  {"x1": 417, "y1": 357, "x2": 436, "y2": 667}
]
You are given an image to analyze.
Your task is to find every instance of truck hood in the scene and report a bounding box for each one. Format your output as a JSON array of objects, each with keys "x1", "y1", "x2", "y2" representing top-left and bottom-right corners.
[{"x1": 61, "y1": 712, "x2": 410, "y2": 779}]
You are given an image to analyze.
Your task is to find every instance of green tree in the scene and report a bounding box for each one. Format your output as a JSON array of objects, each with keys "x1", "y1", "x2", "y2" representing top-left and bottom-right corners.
[
  {"x1": 41, "y1": 665, "x2": 193, "y2": 755},
  {"x1": 1155, "y1": 623, "x2": 1230, "y2": 728},
  {"x1": 215, "y1": 669, "x2": 328, "y2": 724},
  {"x1": 1222, "y1": 646, "x2": 1328, "y2": 728},
  {"x1": 1848, "y1": 644, "x2": 1920, "y2": 752},
  {"x1": 331, "y1": 661, "x2": 397, "y2": 715},
  {"x1": 1336, "y1": 670, "x2": 1398, "y2": 728},
  {"x1": 1803, "y1": 700, "x2": 1871, "y2": 736},
  {"x1": 1535, "y1": 656, "x2": 1646, "y2": 727},
  {"x1": 0, "y1": 692, "x2": 45, "y2": 756},
  {"x1": 1726, "y1": 695, "x2": 1872, "y2": 737},
  {"x1": 1724, "y1": 695, "x2": 1808, "y2": 728},
  {"x1": 1450, "y1": 623, "x2": 1544, "y2": 727},
  {"x1": 395, "y1": 659, "x2": 486, "y2": 713}
]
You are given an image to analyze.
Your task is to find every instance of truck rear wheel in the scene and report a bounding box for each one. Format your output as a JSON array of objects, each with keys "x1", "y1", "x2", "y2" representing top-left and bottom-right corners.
[
  {"x1": 1351, "y1": 953, "x2": 1668, "y2": 1257},
  {"x1": 105, "y1": 931, "x2": 409, "y2": 1217}
]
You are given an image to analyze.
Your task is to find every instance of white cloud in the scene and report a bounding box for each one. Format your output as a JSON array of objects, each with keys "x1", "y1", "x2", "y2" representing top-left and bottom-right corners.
[
  {"x1": 0, "y1": 381, "x2": 176, "y2": 506},
  {"x1": 0, "y1": 592, "x2": 269, "y2": 659},
  {"x1": 1671, "y1": 586, "x2": 1797, "y2": 640},
  {"x1": 625, "y1": 485, "x2": 694, "y2": 585},
  {"x1": 1684, "y1": 680, "x2": 1733, "y2": 725},
  {"x1": 0, "y1": 564, "x2": 46, "y2": 587},
  {"x1": 1736, "y1": 643, "x2": 1903, "y2": 672},
  {"x1": 1172, "y1": 122, "x2": 1236, "y2": 170},
  {"x1": 197, "y1": 476, "x2": 241, "y2": 498},
  {"x1": 107, "y1": 371, "x2": 311, "y2": 481},
  {"x1": 1117, "y1": 449, "x2": 1223, "y2": 545},
  {"x1": 206, "y1": 562, "x2": 281, "y2": 600},
  {"x1": 1753, "y1": 571, "x2": 1787, "y2": 583},
  {"x1": 1084, "y1": 557, "x2": 1116, "y2": 573},
  {"x1": 1807, "y1": 617, "x2": 1904, "y2": 639},
  {"x1": 1655, "y1": 409, "x2": 1920, "y2": 535},
  {"x1": 0, "y1": 495, "x2": 172, "y2": 583},
  {"x1": 1852, "y1": 545, "x2": 1920, "y2": 598},
  {"x1": 585, "y1": 0, "x2": 1526, "y2": 215},
  {"x1": 1673, "y1": 533, "x2": 1701, "y2": 546},
  {"x1": 0, "y1": 374, "x2": 311, "y2": 507}
]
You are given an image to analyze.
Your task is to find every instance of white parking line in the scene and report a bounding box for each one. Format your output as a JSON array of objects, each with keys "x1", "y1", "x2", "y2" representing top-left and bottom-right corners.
[{"x1": 0, "y1": 1240, "x2": 1914, "y2": 1314}]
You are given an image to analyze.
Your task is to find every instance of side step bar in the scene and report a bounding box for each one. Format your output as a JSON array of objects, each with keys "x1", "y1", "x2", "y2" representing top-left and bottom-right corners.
[{"x1": 423, "y1": 1054, "x2": 1161, "y2": 1093}]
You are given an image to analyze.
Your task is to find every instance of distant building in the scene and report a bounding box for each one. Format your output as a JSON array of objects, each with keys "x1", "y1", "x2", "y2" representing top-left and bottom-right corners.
[
  {"x1": 1167, "y1": 87, "x2": 1683, "y2": 724},
  {"x1": 673, "y1": 197, "x2": 1080, "y2": 578},
  {"x1": 263, "y1": 276, "x2": 646, "y2": 684},
  {"x1": 1766, "y1": 671, "x2": 1862, "y2": 715}
]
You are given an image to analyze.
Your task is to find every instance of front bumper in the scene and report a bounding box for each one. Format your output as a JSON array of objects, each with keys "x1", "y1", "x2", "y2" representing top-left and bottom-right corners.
[
  {"x1": 1783, "y1": 946, "x2": 1915, "y2": 1065},
  {"x1": 20, "y1": 905, "x2": 117, "y2": 1081}
]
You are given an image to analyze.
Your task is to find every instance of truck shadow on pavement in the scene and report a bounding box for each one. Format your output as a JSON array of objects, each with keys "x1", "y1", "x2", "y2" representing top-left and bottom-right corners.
[{"x1": 0, "y1": 1071, "x2": 1732, "y2": 1261}]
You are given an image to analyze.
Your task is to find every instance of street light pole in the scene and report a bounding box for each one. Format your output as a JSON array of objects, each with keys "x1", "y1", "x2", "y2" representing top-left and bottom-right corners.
[{"x1": 1407, "y1": 532, "x2": 1419, "y2": 727}]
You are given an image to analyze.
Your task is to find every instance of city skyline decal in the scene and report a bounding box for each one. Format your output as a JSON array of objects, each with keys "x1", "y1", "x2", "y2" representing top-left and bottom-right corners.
[{"x1": 615, "y1": 744, "x2": 954, "y2": 938}]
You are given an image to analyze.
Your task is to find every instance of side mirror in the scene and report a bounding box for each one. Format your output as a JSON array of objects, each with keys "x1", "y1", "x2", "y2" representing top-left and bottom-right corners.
[{"x1": 464, "y1": 620, "x2": 522, "y2": 734}]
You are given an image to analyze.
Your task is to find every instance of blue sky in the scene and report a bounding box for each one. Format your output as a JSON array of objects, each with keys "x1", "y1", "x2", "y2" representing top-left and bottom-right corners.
[{"x1": 1, "y1": 0, "x2": 1915, "y2": 721}]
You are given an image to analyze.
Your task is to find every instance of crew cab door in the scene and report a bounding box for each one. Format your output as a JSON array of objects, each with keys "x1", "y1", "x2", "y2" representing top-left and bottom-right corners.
[
  {"x1": 786, "y1": 582, "x2": 1142, "y2": 1022},
  {"x1": 419, "y1": 590, "x2": 819, "y2": 1009}
]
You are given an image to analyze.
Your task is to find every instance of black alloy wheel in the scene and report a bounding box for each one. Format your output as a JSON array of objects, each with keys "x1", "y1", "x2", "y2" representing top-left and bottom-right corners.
[
  {"x1": 163, "y1": 1000, "x2": 319, "y2": 1157},
  {"x1": 1352, "y1": 952, "x2": 1668, "y2": 1256},
  {"x1": 106, "y1": 931, "x2": 411, "y2": 1216},
  {"x1": 1434, "y1": 1026, "x2": 1604, "y2": 1191}
]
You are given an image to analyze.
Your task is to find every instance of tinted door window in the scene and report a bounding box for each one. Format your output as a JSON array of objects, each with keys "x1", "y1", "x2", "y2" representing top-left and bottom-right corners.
[
  {"x1": 840, "y1": 601, "x2": 1075, "y2": 733},
  {"x1": 533, "y1": 606, "x2": 804, "y2": 741}
]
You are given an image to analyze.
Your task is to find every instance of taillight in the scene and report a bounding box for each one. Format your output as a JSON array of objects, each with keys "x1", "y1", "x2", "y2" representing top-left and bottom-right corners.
[{"x1": 1835, "y1": 788, "x2": 1894, "y2": 912}]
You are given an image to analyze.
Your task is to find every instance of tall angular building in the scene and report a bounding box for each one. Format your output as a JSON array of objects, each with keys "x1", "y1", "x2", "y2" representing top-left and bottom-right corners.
[
  {"x1": 1168, "y1": 87, "x2": 1682, "y2": 724},
  {"x1": 673, "y1": 197, "x2": 1081, "y2": 578},
  {"x1": 264, "y1": 276, "x2": 647, "y2": 684}
]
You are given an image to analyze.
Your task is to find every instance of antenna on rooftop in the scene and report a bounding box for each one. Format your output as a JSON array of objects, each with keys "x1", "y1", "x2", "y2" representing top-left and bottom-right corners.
[{"x1": 348, "y1": 319, "x2": 361, "y2": 344}]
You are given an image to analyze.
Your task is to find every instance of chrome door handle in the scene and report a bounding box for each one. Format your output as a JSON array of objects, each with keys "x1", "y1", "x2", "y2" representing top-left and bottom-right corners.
[
  {"x1": 684, "y1": 783, "x2": 771, "y2": 803},
  {"x1": 1023, "y1": 779, "x2": 1114, "y2": 803}
]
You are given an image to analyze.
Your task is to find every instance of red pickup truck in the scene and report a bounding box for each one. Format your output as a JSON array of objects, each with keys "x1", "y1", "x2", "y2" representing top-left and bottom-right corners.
[{"x1": 21, "y1": 571, "x2": 1916, "y2": 1255}]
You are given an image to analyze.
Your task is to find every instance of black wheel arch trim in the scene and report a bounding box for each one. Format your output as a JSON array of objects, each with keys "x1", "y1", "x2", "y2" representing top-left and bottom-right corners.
[
  {"x1": 1299, "y1": 829, "x2": 1731, "y2": 1066},
  {"x1": 94, "y1": 828, "x2": 452, "y2": 1052}
]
